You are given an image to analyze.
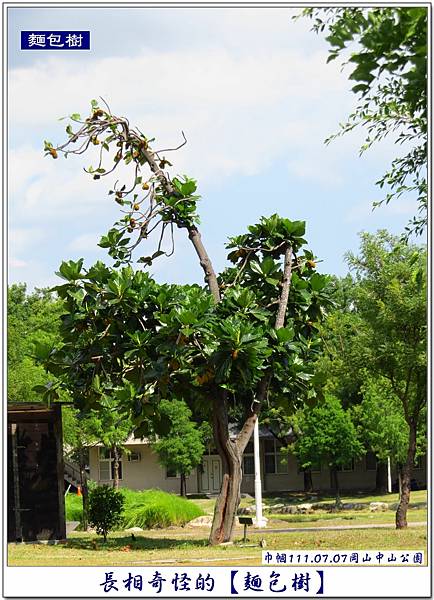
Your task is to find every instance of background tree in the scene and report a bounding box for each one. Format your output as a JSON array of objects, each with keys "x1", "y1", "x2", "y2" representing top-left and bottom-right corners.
[
  {"x1": 8, "y1": 285, "x2": 66, "y2": 403},
  {"x1": 346, "y1": 231, "x2": 426, "y2": 528},
  {"x1": 81, "y1": 398, "x2": 134, "y2": 490},
  {"x1": 300, "y1": 7, "x2": 427, "y2": 235},
  {"x1": 62, "y1": 400, "x2": 133, "y2": 530},
  {"x1": 352, "y1": 376, "x2": 409, "y2": 494},
  {"x1": 39, "y1": 101, "x2": 333, "y2": 545},
  {"x1": 293, "y1": 395, "x2": 364, "y2": 505},
  {"x1": 151, "y1": 399, "x2": 210, "y2": 496}
]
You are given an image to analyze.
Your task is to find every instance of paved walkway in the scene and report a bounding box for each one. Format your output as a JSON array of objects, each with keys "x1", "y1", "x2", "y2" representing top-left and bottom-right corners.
[{"x1": 257, "y1": 521, "x2": 427, "y2": 534}]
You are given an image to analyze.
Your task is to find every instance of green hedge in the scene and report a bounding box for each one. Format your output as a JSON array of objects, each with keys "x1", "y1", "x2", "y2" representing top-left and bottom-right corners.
[{"x1": 65, "y1": 488, "x2": 204, "y2": 529}]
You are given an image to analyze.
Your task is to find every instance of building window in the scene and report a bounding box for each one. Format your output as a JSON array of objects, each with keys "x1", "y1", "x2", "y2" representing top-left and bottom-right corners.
[
  {"x1": 99, "y1": 448, "x2": 123, "y2": 481},
  {"x1": 365, "y1": 452, "x2": 377, "y2": 471},
  {"x1": 127, "y1": 451, "x2": 141, "y2": 462},
  {"x1": 166, "y1": 466, "x2": 178, "y2": 478},
  {"x1": 264, "y1": 439, "x2": 288, "y2": 475},
  {"x1": 242, "y1": 441, "x2": 254, "y2": 476},
  {"x1": 338, "y1": 459, "x2": 354, "y2": 472}
]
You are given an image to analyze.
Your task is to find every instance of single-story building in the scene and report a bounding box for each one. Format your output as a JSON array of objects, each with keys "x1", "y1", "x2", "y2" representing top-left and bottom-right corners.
[{"x1": 87, "y1": 426, "x2": 427, "y2": 494}]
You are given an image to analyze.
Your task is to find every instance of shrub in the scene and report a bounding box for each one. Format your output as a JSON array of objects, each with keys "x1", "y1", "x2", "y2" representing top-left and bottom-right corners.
[{"x1": 88, "y1": 485, "x2": 124, "y2": 541}]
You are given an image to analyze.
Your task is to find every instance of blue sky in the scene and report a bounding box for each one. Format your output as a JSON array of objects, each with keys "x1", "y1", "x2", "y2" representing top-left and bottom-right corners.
[{"x1": 8, "y1": 6, "x2": 420, "y2": 290}]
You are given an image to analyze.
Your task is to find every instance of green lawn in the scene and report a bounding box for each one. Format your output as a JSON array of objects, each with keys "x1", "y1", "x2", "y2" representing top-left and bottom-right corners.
[
  {"x1": 192, "y1": 490, "x2": 427, "y2": 515},
  {"x1": 8, "y1": 527, "x2": 427, "y2": 567},
  {"x1": 9, "y1": 489, "x2": 426, "y2": 567}
]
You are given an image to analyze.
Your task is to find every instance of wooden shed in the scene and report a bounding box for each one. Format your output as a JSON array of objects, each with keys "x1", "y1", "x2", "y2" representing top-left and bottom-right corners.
[{"x1": 7, "y1": 403, "x2": 66, "y2": 542}]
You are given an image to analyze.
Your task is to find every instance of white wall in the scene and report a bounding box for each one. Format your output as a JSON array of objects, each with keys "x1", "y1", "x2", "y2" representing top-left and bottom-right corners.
[
  {"x1": 88, "y1": 444, "x2": 199, "y2": 493},
  {"x1": 89, "y1": 443, "x2": 427, "y2": 495}
]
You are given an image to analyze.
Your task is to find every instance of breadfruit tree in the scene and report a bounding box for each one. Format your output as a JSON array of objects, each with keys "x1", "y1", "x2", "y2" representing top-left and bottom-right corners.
[{"x1": 40, "y1": 101, "x2": 332, "y2": 544}]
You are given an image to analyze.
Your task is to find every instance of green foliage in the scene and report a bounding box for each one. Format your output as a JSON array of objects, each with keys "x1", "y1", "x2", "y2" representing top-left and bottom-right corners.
[
  {"x1": 352, "y1": 376, "x2": 419, "y2": 465},
  {"x1": 122, "y1": 489, "x2": 204, "y2": 529},
  {"x1": 81, "y1": 399, "x2": 134, "y2": 453},
  {"x1": 294, "y1": 395, "x2": 364, "y2": 470},
  {"x1": 65, "y1": 492, "x2": 84, "y2": 522},
  {"x1": 346, "y1": 231, "x2": 426, "y2": 427},
  {"x1": 38, "y1": 215, "x2": 333, "y2": 433},
  {"x1": 151, "y1": 399, "x2": 208, "y2": 480},
  {"x1": 7, "y1": 284, "x2": 68, "y2": 404},
  {"x1": 300, "y1": 7, "x2": 427, "y2": 235},
  {"x1": 68, "y1": 488, "x2": 204, "y2": 529},
  {"x1": 88, "y1": 485, "x2": 124, "y2": 541}
]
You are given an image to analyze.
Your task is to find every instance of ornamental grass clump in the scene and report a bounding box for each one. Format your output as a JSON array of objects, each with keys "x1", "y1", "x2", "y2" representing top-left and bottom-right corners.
[{"x1": 122, "y1": 489, "x2": 204, "y2": 529}]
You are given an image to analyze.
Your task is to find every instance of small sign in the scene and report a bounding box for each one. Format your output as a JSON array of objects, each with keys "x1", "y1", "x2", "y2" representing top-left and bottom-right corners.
[{"x1": 21, "y1": 31, "x2": 90, "y2": 50}]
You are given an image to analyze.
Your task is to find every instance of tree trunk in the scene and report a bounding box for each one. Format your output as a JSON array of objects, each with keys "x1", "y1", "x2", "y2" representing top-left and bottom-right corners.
[
  {"x1": 209, "y1": 391, "x2": 244, "y2": 545},
  {"x1": 330, "y1": 467, "x2": 341, "y2": 508},
  {"x1": 180, "y1": 473, "x2": 187, "y2": 497},
  {"x1": 375, "y1": 460, "x2": 388, "y2": 494},
  {"x1": 303, "y1": 469, "x2": 313, "y2": 493},
  {"x1": 79, "y1": 449, "x2": 89, "y2": 530},
  {"x1": 112, "y1": 446, "x2": 120, "y2": 490},
  {"x1": 395, "y1": 419, "x2": 417, "y2": 529}
]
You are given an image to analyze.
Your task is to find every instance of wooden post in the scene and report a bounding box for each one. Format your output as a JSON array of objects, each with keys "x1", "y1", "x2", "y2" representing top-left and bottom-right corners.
[
  {"x1": 53, "y1": 405, "x2": 67, "y2": 540},
  {"x1": 11, "y1": 424, "x2": 23, "y2": 542}
]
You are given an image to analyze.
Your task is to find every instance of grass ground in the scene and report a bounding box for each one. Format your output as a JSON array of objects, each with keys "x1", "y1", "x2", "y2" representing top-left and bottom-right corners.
[
  {"x1": 8, "y1": 527, "x2": 427, "y2": 567},
  {"x1": 193, "y1": 489, "x2": 427, "y2": 515},
  {"x1": 9, "y1": 490, "x2": 427, "y2": 567}
]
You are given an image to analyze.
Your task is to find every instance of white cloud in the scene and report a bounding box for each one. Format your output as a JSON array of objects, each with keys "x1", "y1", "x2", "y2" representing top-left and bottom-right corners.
[
  {"x1": 9, "y1": 41, "x2": 354, "y2": 225},
  {"x1": 9, "y1": 257, "x2": 28, "y2": 268},
  {"x1": 8, "y1": 8, "x2": 414, "y2": 289}
]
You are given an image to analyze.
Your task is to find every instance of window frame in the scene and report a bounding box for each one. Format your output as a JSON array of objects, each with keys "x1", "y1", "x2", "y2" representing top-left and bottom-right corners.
[
  {"x1": 165, "y1": 466, "x2": 179, "y2": 479},
  {"x1": 264, "y1": 439, "x2": 288, "y2": 475},
  {"x1": 365, "y1": 452, "x2": 377, "y2": 472},
  {"x1": 339, "y1": 458, "x2": 355, "y2": 472},
  {"x1": 242, "y1": 453, "x2": 255, "y2": 476},
  {"x1": 98, "y1": 447, "x2": 123, "y2": 481}
]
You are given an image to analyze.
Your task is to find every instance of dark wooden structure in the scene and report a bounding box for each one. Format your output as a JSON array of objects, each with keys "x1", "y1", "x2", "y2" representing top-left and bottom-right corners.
[{"x1": 7, "y1": 403, "x2": 66, "y2": 542}]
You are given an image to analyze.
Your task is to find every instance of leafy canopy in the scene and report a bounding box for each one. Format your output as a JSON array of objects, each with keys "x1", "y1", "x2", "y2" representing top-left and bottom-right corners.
[
  {"x1": 37, "y1": 212, "x2": 332, "y2": 437},
  {"x1": 300, "y1": 7, "x2": 427, "y2": 236},
  {"x1": 151, "y1": 399, "x2": 209, "y2": 477},
  {"x1": 346, "y1": 230, "x2": 427, "y2": 427},
  {"x1": 8, "y1": 284, "x2": 69, "y2": 404},
  {"x1": 293, "y1": 395, "x2": 364, "y2": 470}
]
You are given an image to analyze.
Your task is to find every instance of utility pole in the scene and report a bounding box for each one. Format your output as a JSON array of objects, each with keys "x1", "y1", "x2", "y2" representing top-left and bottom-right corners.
[
  {"x1": 387, "y1": 456, "x2": 392, "y2": 493},
  {"x1": 253, "y1": 418, "x2": 267, "y2": 528}
]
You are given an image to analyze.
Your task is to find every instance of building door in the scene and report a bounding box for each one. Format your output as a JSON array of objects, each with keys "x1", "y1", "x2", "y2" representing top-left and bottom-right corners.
[{"x1": 201, "y1": 456, "x2": 222, "y2": 493}]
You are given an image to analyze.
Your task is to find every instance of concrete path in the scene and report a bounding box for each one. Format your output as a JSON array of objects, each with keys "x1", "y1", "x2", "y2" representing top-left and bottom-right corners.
[
  {"x1": 65, "y1": 521, "x2": 80, "y2": 535},
  {"x1": 257, "y1": 521, "x2": 427, "y2": 534}
]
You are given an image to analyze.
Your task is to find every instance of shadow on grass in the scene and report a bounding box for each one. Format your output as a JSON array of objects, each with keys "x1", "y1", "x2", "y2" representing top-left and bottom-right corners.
[{"x1": 65, "y1": 535, "x2": 208, "y2": 552}]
